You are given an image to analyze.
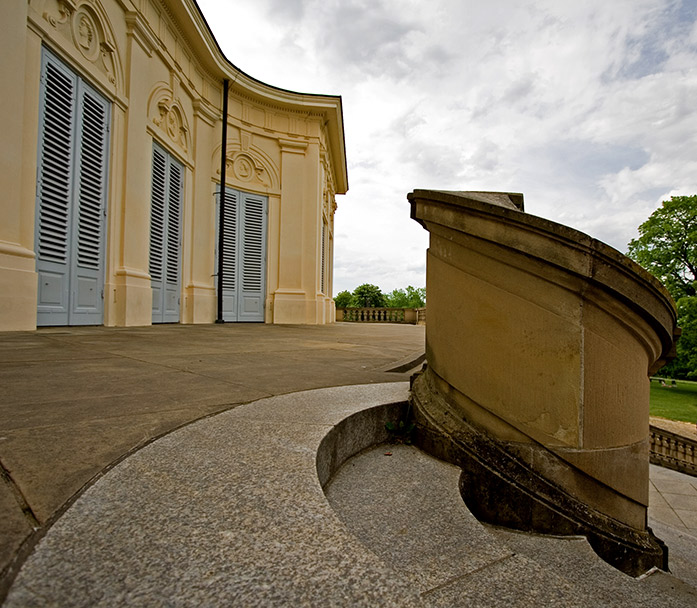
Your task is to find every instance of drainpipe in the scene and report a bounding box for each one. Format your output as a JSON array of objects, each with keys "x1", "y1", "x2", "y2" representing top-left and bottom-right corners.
[{"x1": 216, "y1": 78, "x2": 229, "y2": 323}]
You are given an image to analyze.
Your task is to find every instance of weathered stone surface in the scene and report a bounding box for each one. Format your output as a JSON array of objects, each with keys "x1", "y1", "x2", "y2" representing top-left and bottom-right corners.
[
  {"x1": 5, "y1": 384, "x2": 421, "y2": 608},
  {"x1": 408, "y1": 189, "x2": 678, "y2": 575},
  {"x1": 0, "y1": 323, "x2": 425, "y2": 595}
]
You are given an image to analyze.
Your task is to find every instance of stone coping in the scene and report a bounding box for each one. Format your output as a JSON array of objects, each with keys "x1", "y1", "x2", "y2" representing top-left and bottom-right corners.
[
  {"x1": 4, "y1": 383, "x2": 422, "y2": 607},
  {"x1": 650, "y1": 419, "x2": 697, "y2": 478},
  {"x1": 408, "y1": 189, "x2": 678, "y2": 370},
  {"x1": 651, "y1": 417, "x2": 697, "y2": 442}
]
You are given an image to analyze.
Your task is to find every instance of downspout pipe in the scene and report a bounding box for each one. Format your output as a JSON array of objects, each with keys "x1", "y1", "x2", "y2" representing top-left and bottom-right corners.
[{"x1": 216, "y1": 78, "x2": 229, "y2": 323}]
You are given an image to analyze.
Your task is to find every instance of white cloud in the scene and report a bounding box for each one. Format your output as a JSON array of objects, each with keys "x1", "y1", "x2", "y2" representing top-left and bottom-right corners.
[{"x1": 196, "y1": 0, "x2": 697, "y2": 292}]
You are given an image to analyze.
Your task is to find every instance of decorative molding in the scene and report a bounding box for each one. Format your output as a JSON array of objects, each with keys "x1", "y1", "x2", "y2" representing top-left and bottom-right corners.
[
  {"x1": 214, "y1": 141, "x2": 280, "y2": 191},
  {"x1": 279, "y1": 138, "x2": 308, "y2": 155},
  {"x1": 230, "y1": 153, "x2": 263, "y2": 184},
  {"x1": 72, "y1": 6, "x2": 100, "y2": 61},
  {"x1": 192, "y1": 98, "x2": 218, "y2": 126},
  {"x1": 42, "y1": 0, "x2": 120, "y2": 88},
  {"x1": 114, "y1": 267, "x2": 152, "y2": 281},
  {"x1": 125, "y1": 11, "x2": 159, "y2": 57},
  {"x1": 148, "y1": 83, "x2": 191, "y2": 154},
  {"x1": 0, "y1": 241, "x2": 36, "y2": 260},
  {"x1": 220, "y1": 151, "x2": 271, "y2": 188},
  {"x1": 43, "y1": 0, "x2": 77, "y2": 28},
  {"x1": 320, "y1": 151, "x2": 336, "y2": 217}
]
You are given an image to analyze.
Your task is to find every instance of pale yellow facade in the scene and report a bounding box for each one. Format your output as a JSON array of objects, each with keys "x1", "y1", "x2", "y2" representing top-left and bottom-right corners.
[{"x1": 0, "y1": 0, "x2": 347, "y2": 331}]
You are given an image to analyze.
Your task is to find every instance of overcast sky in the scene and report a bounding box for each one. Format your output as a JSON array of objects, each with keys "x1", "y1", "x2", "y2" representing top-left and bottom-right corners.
[{"x1": 196, "y1": 0, "x2": 697, "y2": 295}]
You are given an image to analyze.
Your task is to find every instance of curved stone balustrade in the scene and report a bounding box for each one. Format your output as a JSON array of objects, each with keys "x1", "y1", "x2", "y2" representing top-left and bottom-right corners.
[
  {"x1": 650, "y1": 425, "x2": 697, "y2": 477},
  {"x1": 337, "y1": 307, "x2": 423, "y2": 323},
  {"x1": 408, "y1": 190, "x2": 679, "y2": 576}
]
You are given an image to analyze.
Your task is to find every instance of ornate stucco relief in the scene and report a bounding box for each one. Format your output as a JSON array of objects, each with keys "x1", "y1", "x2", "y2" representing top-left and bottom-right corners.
[
  {"x1": 148, "y1": 83, "x2": 191, "y2": 155},
  {"x1": 214, "y1": 140, "x2": 280, "y2": 194},
  {"x1": 320, "y1": 150, "x2": 337, "y2": 218},
  {"x1": 41, "y1": 0, "x2": 120, "y2": 89}
]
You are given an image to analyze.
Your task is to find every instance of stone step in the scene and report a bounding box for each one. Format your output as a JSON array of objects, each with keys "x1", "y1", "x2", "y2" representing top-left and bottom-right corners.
[
  {"x1": 326, "y1": 444, "x2": 697, "y2": 607},
  {"x1": 5, "y1": 383, "x2": 697, "y2": 607}
]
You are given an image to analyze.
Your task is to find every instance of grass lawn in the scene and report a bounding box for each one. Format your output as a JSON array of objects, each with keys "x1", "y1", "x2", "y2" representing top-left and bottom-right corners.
[{"x1": 650, "y1": 379, "x2": 697, "y2": 424}]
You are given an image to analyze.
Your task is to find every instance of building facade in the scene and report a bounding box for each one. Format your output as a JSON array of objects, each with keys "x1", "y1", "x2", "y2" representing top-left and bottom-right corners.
[{"x1": 1, "y1": 0, "x2": 347, "y2": 331}]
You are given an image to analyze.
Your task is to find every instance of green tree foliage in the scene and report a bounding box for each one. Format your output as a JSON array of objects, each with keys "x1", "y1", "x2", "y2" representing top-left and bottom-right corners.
[
  {"x1": 333, "y1": 290, "x2": 353, "y2": 308},
  {"x1": 351, "y1": 283, "x2": 387, "y2": 308},
  {"x1": 656, "y1": 296, "x2": 697, "y2": 380},
  {"x1": 628, "y1": 195, "x2": 697, "y2": 298},
  {"x1": 385, "y1": 286, "x2": 426, "y2": 308},
  {"x1": 628, "y1": 195, "x2": 697, "y2": 379},
  {"x1": 334, "y1": 284, "x2": 426, "y2": 308}
]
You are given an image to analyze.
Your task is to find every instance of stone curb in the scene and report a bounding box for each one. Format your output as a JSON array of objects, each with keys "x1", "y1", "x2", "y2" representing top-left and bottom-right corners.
[{"x1": 5, "y1": 383, "x2": 421, "y2": 607}]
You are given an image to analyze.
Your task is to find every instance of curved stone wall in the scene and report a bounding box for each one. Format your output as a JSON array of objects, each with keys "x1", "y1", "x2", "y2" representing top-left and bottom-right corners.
[{"x1": 408, "y1": 189, "x2": 678, "y2": 576}]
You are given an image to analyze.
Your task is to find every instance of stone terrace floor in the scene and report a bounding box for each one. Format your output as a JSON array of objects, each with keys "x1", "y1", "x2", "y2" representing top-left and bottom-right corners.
[
  {"x1": 0, "y1": 322, "x2": 425, "y2": 595},
  {"x1": 0, "y1": 323, "x2": 695, "y2": 606}
]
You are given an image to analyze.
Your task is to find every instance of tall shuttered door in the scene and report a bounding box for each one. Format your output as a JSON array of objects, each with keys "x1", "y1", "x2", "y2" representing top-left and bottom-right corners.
[
  {"x1": 36, "y1": 50, "x2": 110, "y2": 326},
  {"x1": 217, "y1": 188, "x2": 267, "y2": 322},
  {"x1": 150, "y1": 145, "x2": 183, "y2": 323},
  {"x1": 218, "y1": 189, "x2": 239, "y2": 320}
]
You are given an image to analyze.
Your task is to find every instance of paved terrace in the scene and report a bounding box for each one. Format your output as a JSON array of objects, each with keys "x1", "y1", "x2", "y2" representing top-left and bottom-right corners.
[
  {"x1": 0, "y1": 324, "x2": 696, "y2": 606},
  {"x1": 0, "y1": 323, "x2": 425, "y2": 596}
]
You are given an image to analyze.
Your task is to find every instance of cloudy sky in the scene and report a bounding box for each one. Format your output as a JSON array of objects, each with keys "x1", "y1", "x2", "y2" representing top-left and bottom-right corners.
[{"x1": 196, "y1": 0, "x2": 697, "y2": 295}]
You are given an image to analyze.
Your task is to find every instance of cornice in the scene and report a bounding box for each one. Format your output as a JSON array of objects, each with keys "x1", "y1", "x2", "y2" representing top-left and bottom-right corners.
[
  {"x1": 193, "y1": 98, "x2": 218, "y2": 126},
  {"x1": 125, "y1": 11, "x2": 158, "y2": 57},
  {"x1": 279, "y1": 138, "x2": 309, "y2": 155},
  {"x1": 137, "y1": 0, "x2": 348, "y2": 193}
]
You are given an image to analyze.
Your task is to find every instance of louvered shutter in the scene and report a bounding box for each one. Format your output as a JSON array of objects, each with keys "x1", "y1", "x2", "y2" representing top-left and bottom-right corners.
[
  {"x1": 215, "y1": 188, "x2": 267, "y2": 322},
  {"x1": 149, "y1": 144, "x2": 183, "y2": 323},
  {"x1": 36, "y1": 49, "x2": 110, "y2": 326},
  {"x1": 163, "y1": 159, "x2": 182, "y2": 322},
  {"x1": 70, "y1": 80, "x2": 110, "y2": 324},
  {"x1": 320, "y1": 221, "x2": 327, "y2": 295},
  {"x1": 149, "y1": 146, "x2": 167, "y2": 320},
  {"x1": 238, "y1": 192, "x2": 267, "y2": 321},
  {"x1": 218, "y1": 188, "x2": 238, "y2": 321},
  {"x1": 36, "y1": 55, "x2": 76, "y2": 325}
]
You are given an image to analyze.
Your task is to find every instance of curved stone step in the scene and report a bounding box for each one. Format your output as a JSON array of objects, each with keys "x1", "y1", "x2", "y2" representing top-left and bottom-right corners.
[
  {"x1": 5, "y1": 384, "x2": 419, "y2": 607},
  {"x1": 326, "y1": 444, "x2": 697, "y2": 607},
  {"x1": 5, "y1": 382, "x2": 696, "y2": 607}
]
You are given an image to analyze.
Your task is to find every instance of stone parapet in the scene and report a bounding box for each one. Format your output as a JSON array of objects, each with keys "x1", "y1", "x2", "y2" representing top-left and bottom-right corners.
[
  {"x1": 650, "y1": 424, "x2": 697, "y2": 477},
  {"x1": 408, "y1": 189, "x2": 678, "y2": 576},
  {"x1": 336, "y1": 307, "x2": 423, "y2": 324}
]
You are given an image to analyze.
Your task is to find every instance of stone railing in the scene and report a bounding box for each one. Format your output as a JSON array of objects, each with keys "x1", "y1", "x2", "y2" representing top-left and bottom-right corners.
[
  {"x1": 408, "y1": 189, "x2": 678, "y2": 576},
  {"x1": 650, "y1": 425, "x2": 697, "y2": 477},
  {"x1": 336, "y1": 307, "x2": 425, "y2": 324}
]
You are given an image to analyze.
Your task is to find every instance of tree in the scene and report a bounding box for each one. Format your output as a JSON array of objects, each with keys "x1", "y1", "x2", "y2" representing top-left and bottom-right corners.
[
  {"x1": 628, "y1": 195, "x2": 697, "y2": 378},
  {"x1": 351, "y1": 283, "x2": 387, "y2": 308},
  {"x1": 333, "y1": 290, "x2": 353, "y2": 308},
  {"x1": 660, "y1": 297, "x2": 697, "y2": 379},
  {"x1": 385, "y1": 286, "x2": 426, "y2": 308},
  {"x1": 627, "y1": 195, "x2": 697, "y2": 299}
]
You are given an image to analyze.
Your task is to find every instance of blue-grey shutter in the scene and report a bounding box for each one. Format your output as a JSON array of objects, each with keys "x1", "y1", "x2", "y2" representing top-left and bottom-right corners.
[
  {"x1": 149, "y1": 144, "x2": 182, "y2": 323},
  {"x1": 149, "y1": 145, "x2": 166, "y2": 321},
  {"x1": 238, "y1": 192, "x2": 267, "y2": 322},
  {"x1": 163, "y1": 158, "x2": 182, "y2": 322},
  {"x1": 320, "y1": 221, "x2": 327, "y2": 295},
  {"x1": 215, "y1": 188, "x2": 267, "y2": 322},
  {"x1": 70, "y1": 80, "x2": 110, "y2": 324},
  {"x1": 36, "y1": 55, "x2": 76, "y2": 325},
  {"x1": 219, "y1": 188, "x2": 238, "y2": 321},
  {"x1": 36, "y1": 49, "x2": 109, "y2": 326}
]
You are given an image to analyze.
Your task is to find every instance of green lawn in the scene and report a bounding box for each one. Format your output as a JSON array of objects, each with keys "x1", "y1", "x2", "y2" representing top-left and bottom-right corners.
[{"x1": 650, "y1": 379, "x2": 697, "y2": 423}]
